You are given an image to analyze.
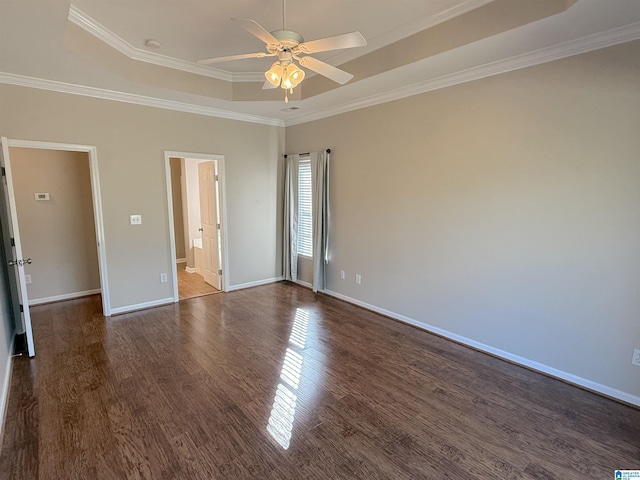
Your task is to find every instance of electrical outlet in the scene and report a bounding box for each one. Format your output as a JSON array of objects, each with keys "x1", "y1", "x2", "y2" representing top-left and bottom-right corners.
[
  {"x1": 24, "y1": 274, "x2": 32, "y2": 285},
  {"x1": 632, "y1": 348, "x2": 640, "y2": 367},
  {"x1": 160, "y1": 273, "x2": 168, "y2": 283},
  {"x1": 340, "y1": 270, "x2": 345, "y2": 280},
  {"x1": 355, "y1": 274, "x2": 362, "y2": 285},
  {"x1": 130, "y1": 214, "x2": 142, "y2": 225}
]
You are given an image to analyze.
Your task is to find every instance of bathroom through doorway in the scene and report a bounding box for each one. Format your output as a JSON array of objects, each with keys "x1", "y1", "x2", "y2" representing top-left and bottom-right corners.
[{"x1": 165, "y1": 152, "x2": 228, "y2": 301}]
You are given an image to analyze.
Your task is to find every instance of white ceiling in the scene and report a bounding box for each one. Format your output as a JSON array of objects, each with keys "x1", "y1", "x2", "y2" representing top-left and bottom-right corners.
[{"x1": 1, "y1": 0, "x2": 640, "y2": 125}]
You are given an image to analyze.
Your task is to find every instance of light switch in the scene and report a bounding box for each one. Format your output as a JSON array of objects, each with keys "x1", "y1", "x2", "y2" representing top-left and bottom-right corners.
[{"x1": 130, "y1": 214, "x2": 142, "y2": 225}]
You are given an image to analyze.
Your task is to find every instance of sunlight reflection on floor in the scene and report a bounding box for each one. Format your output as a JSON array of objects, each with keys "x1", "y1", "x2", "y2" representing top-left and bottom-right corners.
[{"x1": 266, "y1": 308, "x2": 310, "y2": 449}]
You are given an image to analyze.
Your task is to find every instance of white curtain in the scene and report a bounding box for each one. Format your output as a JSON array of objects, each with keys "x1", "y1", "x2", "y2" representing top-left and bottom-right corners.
[
  {"x1": 311, "y1": 150, "x2": 330, "y2": 292},
  {"x1": 283, "y1": 154, "x2": 300, "y2": 281}
]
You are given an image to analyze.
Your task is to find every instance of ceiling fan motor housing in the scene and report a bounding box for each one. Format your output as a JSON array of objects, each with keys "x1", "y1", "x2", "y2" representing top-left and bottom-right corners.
[{"x1": 271, "y1": 30, "x2": 304, "y2": 48}]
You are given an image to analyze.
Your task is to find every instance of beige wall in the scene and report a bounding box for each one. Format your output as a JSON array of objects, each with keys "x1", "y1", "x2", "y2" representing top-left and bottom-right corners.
[
  {"x1": 286, "y1": 41, "x2": 640, "y2": 399},
  {"x1": 9, "y1": 148, "x2": 100, "y2": 301},
  {"x1": 169, "y1": 157, "x2": 185, "y2": 260},
  {"x1": 0, "y1": 85, "x2": 284, "y2": 309}
]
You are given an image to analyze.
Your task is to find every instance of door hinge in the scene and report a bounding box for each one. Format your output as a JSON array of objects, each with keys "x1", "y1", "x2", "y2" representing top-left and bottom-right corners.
[
  {"x1": 216, "y1": 224, "x2": 221, "y2": 230},
  {"x1": 1, "y1": 167, "x2": 5, "y2": 176},
  {"x1": 214, "y1": 174, "x2": 219, "y2": 182},
  {"x1": 19, "y1": 304, "x2": 23, "y2": 313},
  {"x1": 218, "y1": 269, "x2": 222, "y2": 275},
  {"x1": 10, "y1": 237, "x2": 15, "y2": 247}
]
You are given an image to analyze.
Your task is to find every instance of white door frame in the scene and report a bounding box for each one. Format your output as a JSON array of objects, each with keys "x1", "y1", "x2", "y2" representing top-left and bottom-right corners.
[
  {"x1": 5, "y1": 139, "x2": 111, "y2": 316},
  {"x1": 164, "y1": 151, "x2": 230, "y2": 300}
]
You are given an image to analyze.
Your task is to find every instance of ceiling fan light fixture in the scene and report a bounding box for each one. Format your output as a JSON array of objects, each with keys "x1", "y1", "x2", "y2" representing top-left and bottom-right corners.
[
  {"x1": 281, "y1": 66, "x2": 293, "y2": 90},
  {"x1": 265, "y1": 61, "x2": 283, "y2": 86},
  {"x1": 286, "y1": 63, "x2": 305, "y2": 88},
  {"x1": 280, "y1": 63, "x2": 304, "y2": 90}
]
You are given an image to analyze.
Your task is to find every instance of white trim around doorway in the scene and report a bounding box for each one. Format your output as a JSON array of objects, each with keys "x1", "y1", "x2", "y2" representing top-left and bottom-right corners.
[
  {"x1": 164, "y1": 151, "x2": 230, "y2": 302},
  {"x1": 5, "y1": 139, "x2": 111, "y2": 316}
]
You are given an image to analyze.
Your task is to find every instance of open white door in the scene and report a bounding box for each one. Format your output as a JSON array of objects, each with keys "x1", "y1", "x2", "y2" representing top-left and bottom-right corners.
[
  {"x1": 198, "y1": 161, "x2": 222, "y2": 290},
  {"x1": 0, "y1": 138, "x2": 35, "y2": 357}
]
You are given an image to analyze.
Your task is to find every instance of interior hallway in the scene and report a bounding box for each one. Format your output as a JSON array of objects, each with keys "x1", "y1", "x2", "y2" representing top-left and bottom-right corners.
[{"x1": 1, "y1": 283, "x2": 638, "y2": 479}]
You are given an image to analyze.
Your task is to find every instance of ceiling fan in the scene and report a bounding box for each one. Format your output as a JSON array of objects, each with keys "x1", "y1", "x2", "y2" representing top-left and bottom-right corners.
[{"x1": 197, "y1": 0, "x2": 367, "y2": 102}]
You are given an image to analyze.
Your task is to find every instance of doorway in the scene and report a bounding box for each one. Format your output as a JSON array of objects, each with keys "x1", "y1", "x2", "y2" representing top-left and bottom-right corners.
[
  {"x1": 0, "y1": 138, "x2": 110, "y2": 356},
  {"x1": 164, "y1": 151, "x2": 228, "y2": 301}
]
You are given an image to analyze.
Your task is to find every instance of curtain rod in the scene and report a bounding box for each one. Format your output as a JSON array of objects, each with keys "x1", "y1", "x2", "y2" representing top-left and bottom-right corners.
[{"x1": 284, "y1": 149, "x2": 330, "y2": 158}]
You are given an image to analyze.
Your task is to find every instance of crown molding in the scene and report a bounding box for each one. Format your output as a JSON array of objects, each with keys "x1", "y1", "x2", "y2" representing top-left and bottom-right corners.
[
  {"x1": 286, "y1": 21, "x2": 640, "y2": 126},
  {"x1": 322, "y1": 0, "x2": 494, "y2": 67},
  {"x1": 3, "y1": 20, "x2": 638, "y2": 130},
  {"x1": 68, "y1": 5, "x2": 265, "y2": 83},
  {"x1": 0, "y1": 72, "x2": 284, "y2": 127}
]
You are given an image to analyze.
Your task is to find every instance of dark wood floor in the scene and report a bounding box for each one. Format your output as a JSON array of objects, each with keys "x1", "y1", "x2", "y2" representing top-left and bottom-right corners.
[{"x1": 1, "y1": 283, "x2": 639, "y2": 479}]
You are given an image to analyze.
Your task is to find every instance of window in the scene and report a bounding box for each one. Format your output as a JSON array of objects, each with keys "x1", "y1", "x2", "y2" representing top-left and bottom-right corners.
[{"x1": 298, "y1": 158, "x2": 312, "y2": 257}]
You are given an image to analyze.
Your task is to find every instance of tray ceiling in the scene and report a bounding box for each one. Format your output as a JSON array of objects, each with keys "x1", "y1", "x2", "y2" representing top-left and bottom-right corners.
[{"x1": 1, "y1": 0, "x2": 640, "y2": 124}]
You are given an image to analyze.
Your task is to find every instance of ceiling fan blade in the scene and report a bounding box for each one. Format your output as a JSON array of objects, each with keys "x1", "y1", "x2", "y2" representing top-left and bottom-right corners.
[
  {"x1": 231, "y1": 18, "x2": 280, "y2": 46},
  {"x1": 262, "y1": 80, "x2": 278, "y2": 90},
  {"x1": 297, "y1": 31, "x2": 366, "y2": 54},
  {"x1": 298, "y1": 56, "x2": 354, "y2": 85},
  {"x1": 197, "y1": 52, "x2": 270, "y2": 65}
]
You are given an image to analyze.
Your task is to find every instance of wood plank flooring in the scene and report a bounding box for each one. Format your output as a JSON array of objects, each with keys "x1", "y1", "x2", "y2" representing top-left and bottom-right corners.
[
  {"x1": 176, "y1": 263, "x2": 220, "y2": 300},
  {"x1": 1, "y1": 282, "x2": 639, "y2": 479}
]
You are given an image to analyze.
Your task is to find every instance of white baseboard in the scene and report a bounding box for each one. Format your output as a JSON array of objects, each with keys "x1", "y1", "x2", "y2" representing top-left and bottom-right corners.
[
  {"x1": 0, "y1": 335, "x2": 15, "y2": 448},
  {"x1": 185, "y1": 266, "x2": 196, "y2": 274},
  {"x1": 176, "y1": 258, "x2": 187, "y2": 264},
  {"x1": 109, "y1": 297, "x2": 175, "y2": 315},
  {"x1": 228, "y1": 276, "x2": 284, "y2": 292},
  {"x1": 295, "y1": 279, "x2": 312, "y2": 289},
  {"x1": 29, "y1": 289, "x2": 101, "y2": 306},
  {"x1": 321, "y1": 289, "x2": 640, "y2": 408}
]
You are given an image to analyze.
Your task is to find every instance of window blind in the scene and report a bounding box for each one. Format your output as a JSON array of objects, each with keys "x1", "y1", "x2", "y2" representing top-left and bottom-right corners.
[{"x1": 298, "y1": 158, "x2": 313, "y2": 257}]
